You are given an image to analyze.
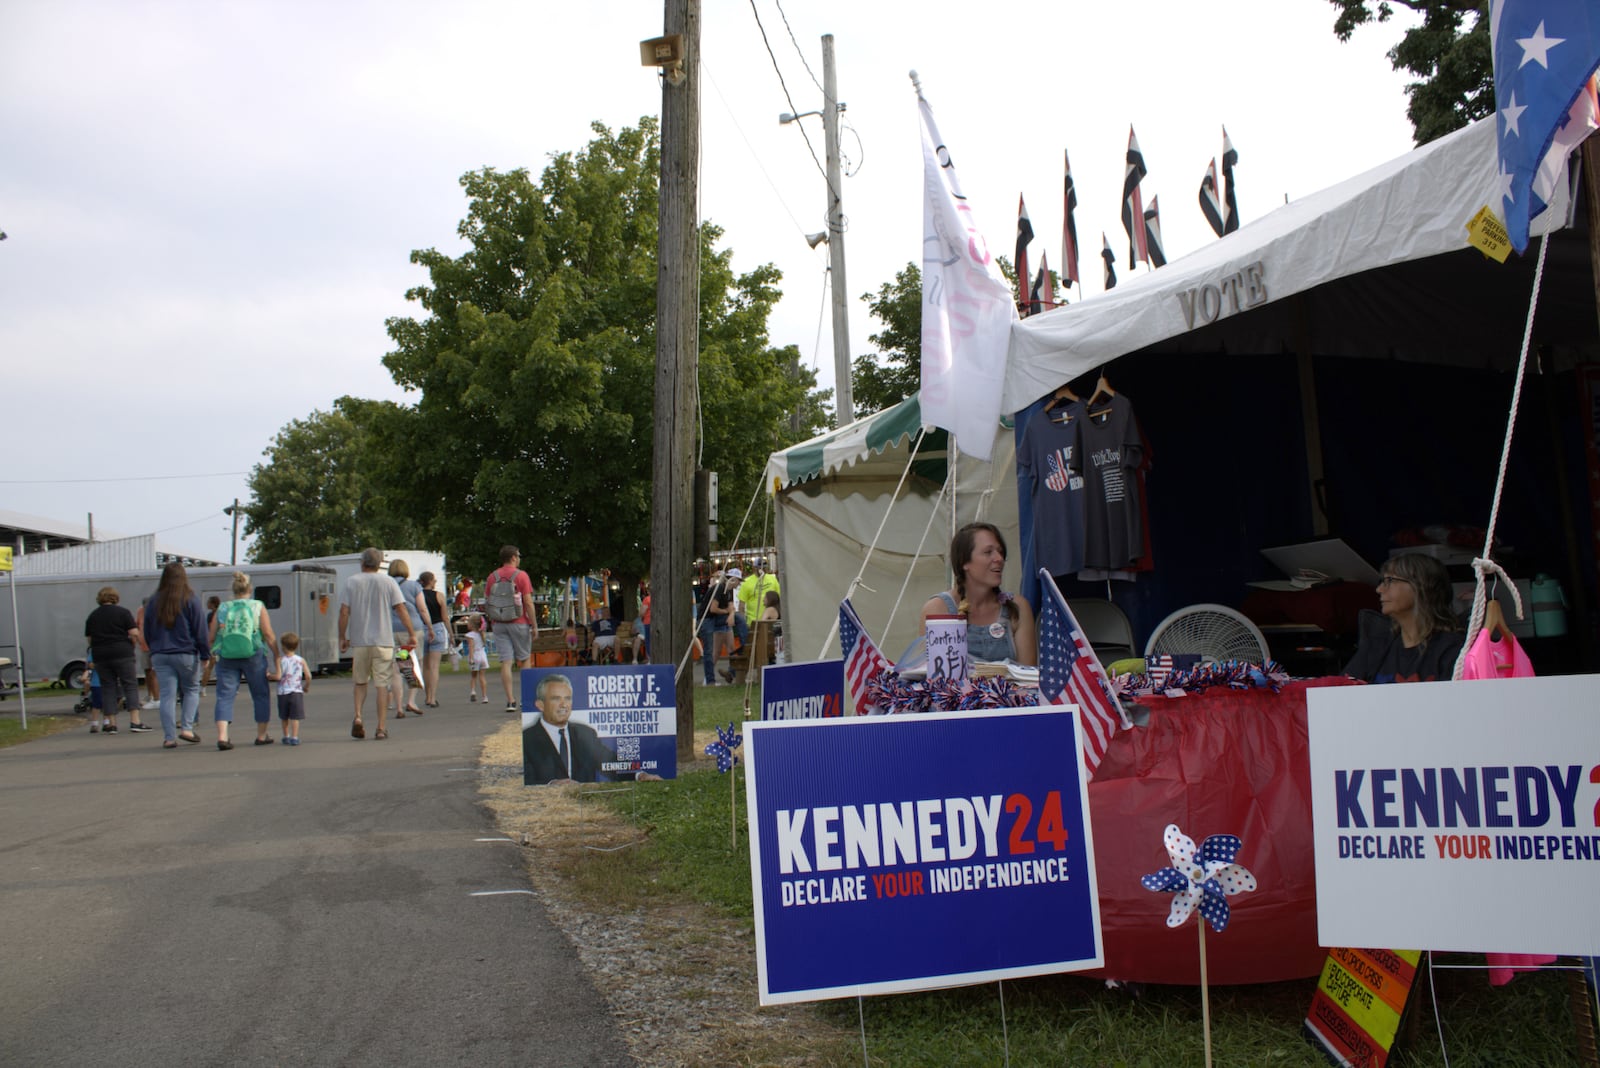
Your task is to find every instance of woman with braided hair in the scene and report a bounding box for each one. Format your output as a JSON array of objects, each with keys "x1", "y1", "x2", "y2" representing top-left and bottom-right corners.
[{"x1": 920, "y1": 522, "x2": 1037, "y2": 666}]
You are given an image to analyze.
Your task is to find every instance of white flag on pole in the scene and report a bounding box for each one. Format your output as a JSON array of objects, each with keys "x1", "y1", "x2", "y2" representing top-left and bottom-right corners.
[{"x1": 916, "y1": 77, "x2": 1015, "y2": 462}]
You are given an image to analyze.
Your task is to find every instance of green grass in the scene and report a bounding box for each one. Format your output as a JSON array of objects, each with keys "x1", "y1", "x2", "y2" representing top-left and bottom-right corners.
[
  {"x1": 0, "y1": 713, "x2": 83, "y2": 747},
  {"x1": 593, "y1": 679, "x2": 1593, "y2": 1067}
]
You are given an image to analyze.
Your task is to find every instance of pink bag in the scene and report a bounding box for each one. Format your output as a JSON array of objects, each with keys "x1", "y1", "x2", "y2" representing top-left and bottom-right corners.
[
  {"x1": 1462, "y1": 624, "x2": 1553, "y2": 983},
  {"x1": 1460, "y1": 627, "x2": 1534, "y2": 680}
]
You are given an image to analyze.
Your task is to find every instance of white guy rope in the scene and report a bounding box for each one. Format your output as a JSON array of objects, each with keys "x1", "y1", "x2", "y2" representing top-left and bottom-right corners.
[{"x1": 1452, "y1": 233, "x2": 1550, "y2": 680}]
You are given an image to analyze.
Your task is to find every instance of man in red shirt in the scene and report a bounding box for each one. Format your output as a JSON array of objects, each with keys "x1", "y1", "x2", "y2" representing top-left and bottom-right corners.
[{"x1": 485, "y1": 545, "x2": 538, "y2": 713}]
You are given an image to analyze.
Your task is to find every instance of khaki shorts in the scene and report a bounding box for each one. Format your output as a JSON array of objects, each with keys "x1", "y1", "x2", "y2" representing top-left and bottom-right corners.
[{"x1": 351, "y1": 645, "x2": 395, "y2": 688}]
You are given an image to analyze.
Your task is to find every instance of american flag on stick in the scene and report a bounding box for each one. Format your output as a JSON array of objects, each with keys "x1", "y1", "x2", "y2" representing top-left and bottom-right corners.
[
  {"x1": 1121, "y1": 126, "x2": 1149, "y2": 268},
  {"x1": 1221, "y1": 126, "x2": 1240, "y2": 235},
  {"x1": 1015, "y1": 194, "x2": 1034, "y2": 316},
  {"x1": 1199, "y1": 157, "x2": 1225, "y2": 238},
  {"x1": 1061, "y1": 149, "x2": 1080, "y2": 288},
  {"x1": 1143, "y1": 196, "x2": 1167, "y2": 268},
  {"x1": 1100, "y1": 232, "x2": 1117, "y2": 291},
  {"x1": 1036, "y1": 569, "x2": 1129, "y2": 776},
  {"x1": 839, "y1": 599, "x2": 890, "y2": 715}
]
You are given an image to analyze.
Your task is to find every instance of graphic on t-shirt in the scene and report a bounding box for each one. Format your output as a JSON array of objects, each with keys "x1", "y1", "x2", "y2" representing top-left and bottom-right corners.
[{"x1": 1044, "y1": 448, "x2": 1083, "y2": 494}]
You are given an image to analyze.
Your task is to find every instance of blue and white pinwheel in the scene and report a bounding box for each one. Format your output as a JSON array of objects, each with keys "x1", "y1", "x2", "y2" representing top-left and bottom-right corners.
[
  {"x1": 704, "y1": 722, "x2": 743, "y2": 773},
  {"x1": 1140, "y1": 823, "x2": 1256, "y2": 933}
]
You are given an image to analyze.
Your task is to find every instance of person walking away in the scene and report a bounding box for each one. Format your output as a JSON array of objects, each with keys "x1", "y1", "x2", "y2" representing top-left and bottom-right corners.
[
  {"x1": 386, "y1": 559, "x2": 427, "y2": 717},
  {"x1": 276, "y1": 632, "x2": 310, "y2": 745},
  {"x1": 84, "y1": 586, "x2": 151, "y2": 733},
  {"x1": 210, "y1": 571, "x2": 280, "y2": 749},
  {"x1": 200, "y1": 595, "x2": 221, "y2": 695},
  {"x1": 485, "y1": 545, "x2": 538, "y2": 712},
  {"x1": 417, "y1": 571, "x2": 450, "y2": 708},
  {"x1": 338, "y1": 547, "x2": 417, "y2": 740},
  {"x1": 141, "y1": 562, "x2": 212, "y2": 748},
  {"x1": 464, "y1": 614, "x2": 489, "y2": 703}
]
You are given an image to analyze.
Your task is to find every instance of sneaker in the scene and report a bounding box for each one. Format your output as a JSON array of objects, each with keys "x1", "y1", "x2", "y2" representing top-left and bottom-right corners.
[
  {"x1": 89, "y1": 723, "x2": 99, "y2": 734},
  {"x1": 128, "y1": 722, "x2": 154, "y2": 733},
  {"x1": 505, "y1": 703, "x2": 519, "y2": 714},
  {"x1": 103, "y1": 724, "x2": 118, "y2": 734},
  {"x1": 469, "y1": 693, "x2": 477, "y2": 703},
  {"x1": 142, "y1": 699, "x2": 160, "y2": 710}
]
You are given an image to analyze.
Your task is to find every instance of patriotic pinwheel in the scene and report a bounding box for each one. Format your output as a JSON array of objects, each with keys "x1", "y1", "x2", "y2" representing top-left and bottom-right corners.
[
  {"x1": 1140, "y1": 823, "x2": 1256, "y2": 933},
  {"x1": 704, "y1": 722, "x2": 742, "y2": 773}
]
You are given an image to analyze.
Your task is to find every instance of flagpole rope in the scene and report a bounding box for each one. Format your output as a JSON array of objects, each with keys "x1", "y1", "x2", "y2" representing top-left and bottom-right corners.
[
  {"x1": 1451, "y1": 232, "x2": 1549, "y2": 680},
  {"x1": 816, "y1": 426, "x2": 929, "y2": 661}
]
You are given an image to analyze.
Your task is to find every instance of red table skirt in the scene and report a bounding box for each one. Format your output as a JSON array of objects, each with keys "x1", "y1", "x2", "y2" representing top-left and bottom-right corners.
[{"x1": 1081, "y1": 677, "x2": 1362, "y2": 985}]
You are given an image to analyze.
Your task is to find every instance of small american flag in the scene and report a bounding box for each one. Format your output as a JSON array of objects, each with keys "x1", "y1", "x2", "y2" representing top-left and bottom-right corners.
[
  {"x1": 1037, "y1": 569, "x2": 1128, "y2": 776},
  {"x1": 840, "y1": 599, "x2": 890, "y2": 715}
]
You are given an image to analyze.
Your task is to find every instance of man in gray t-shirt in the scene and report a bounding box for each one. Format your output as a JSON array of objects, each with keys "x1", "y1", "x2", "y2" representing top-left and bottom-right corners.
[{"x1": 338, "y1": 547, "x2": 418, "y2": 739}]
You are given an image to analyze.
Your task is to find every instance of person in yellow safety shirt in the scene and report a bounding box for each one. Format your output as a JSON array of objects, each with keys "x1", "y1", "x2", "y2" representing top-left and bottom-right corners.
[{"x1": 736, "y1": 560, "x2": 780, "y2": 648}]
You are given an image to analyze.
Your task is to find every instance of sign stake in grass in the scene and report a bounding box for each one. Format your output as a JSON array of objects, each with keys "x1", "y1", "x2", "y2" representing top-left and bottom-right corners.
[
  {"x1": 1140, "y1": 823, "x2": 1258, "y2": 1068},
  {"x1": 704, "y1": 722, "x2": 743, "y2": 849}
]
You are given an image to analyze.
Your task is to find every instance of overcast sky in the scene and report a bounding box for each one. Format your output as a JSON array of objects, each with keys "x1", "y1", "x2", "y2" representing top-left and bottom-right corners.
[{"x1": 0, "y1": 0, "x2": 1421, "y2": 565}]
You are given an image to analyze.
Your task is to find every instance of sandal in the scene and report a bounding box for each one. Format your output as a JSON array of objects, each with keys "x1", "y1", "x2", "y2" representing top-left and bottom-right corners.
[
  {"x1": 352, "y1": 719, "x2": 365, "y2": 739},
  {"x1": 179, "y1": 731, "x2": 201, "y2": 745},
  {"x1": 425, "y1": 701, "x2": 439, "y2": 708},
  {"x1": 374, "y1": 728, "x2": 388, "y2": 740},
  {"x1": 163, "y1": 740, "x2": 178, "y2": 749},
  {"x1": 410, "y1": 706, "x2": 425, "y2": 716},
  {"x1": 217, "y1": 740, "x2": 234, "y2": 751},
  {"x1": 395, "y1": 709, "x2": 405, "y2": 718}
]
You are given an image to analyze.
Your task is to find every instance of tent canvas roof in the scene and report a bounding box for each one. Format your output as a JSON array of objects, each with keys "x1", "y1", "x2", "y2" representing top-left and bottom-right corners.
[{"x1": 1002, "y1": 116, "x2": 1578, "y2": 413}]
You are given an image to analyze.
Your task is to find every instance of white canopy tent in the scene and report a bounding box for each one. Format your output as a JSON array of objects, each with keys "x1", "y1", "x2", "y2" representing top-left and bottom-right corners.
[
  {"x1": 1002, "y1": 115, "x2": 1578, "y2": 413},
  {"x1": 764, "y1": 395, "x2": 1019, "y2": 666}
]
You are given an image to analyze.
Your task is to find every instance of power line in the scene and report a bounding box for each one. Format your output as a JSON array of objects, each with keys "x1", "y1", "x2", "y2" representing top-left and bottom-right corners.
[
  {"x1": 774, "y1": 0, "x2": 823, "y2": 93},
  {"x1": 745, "y1": 0, "x2": 836, "y2": 201},
  {"x1": 703, "y1": 61, "x2": 809, "y2": 237},
  {"x1": 0, "y1": 471, "x2": 247, "y2": 485}
]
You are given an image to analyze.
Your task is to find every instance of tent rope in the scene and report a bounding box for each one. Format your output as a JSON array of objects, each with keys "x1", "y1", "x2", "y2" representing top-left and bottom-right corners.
[
  {"x1": 1452, "y1": 233, "x2": 1549, "y2": 680},
  {"x1": 670, "y1": 471, "x2": 771, "y2": 686},
  {"x1": 884, "y1": 469, "x2": 952, "y2": 642},
  {"x1": 815, "y1": 426, "x2": 930, "y2": 660}
]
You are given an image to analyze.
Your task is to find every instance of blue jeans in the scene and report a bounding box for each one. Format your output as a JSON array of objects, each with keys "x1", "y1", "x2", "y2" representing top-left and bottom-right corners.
[
  {"x1": 215, "y1": 651, "x2": 271, "y2": 724},
  {"x1": 151, "y1": 652, "x2": 201, "y2": 742},
  {"x1": 700, "y1": 618, "x2": 728, "y2": 683}
]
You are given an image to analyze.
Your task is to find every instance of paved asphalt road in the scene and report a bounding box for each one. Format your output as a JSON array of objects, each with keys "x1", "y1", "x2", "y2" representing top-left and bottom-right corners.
[{"x1": 0, "y1": 684, "x2": 635, "y2": 1067}]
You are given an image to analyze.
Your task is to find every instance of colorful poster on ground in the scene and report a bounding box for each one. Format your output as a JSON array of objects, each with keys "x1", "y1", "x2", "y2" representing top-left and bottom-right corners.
[
  {"x1": 1303, "y1": 947, "x2": 1420, "y2": 1068},
  {"x1": 1307, "y1": 675, "x2": 1600, "y2": 954},
  {"x1": 744, "y1": 706, "x2": 1102, "y2": 1005},
  {"x1": 520, "y1": 665, "x2": 676, "y2": 785},
  {"x1": 759, "y1": 659, "x2": 845, "y2": 720}
]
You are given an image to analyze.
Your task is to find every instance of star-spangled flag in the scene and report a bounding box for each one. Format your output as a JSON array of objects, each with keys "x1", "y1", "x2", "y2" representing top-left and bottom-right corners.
[
  {"x1": 1220, "y1": 126, "x2": 1240, "y2": 234},
  {"x1": 1491, "y1": 2, "x2": 1600, "y2": 252},
  {"x1": 839, "y1": 599, "x2": 889, "y2": 715},
  {"x1": 1121, "y1": 126, "x2": 1149, "y2": 268},
  {"x1": 1062, "y1": 149, "x2": 1081, "y2": 288},
  {"x1": 1101, "y1": 232, "x2": 1117, "y2": 291},
  {"x1": 1142, "y1": 196, "x2": 1167, "y2": 268},
  {"x1": 1037, "y1": 569, "x2": 1128, "y2": 777},
  {"x1": 1199, "y1": 157, "x2": 1226, "y2": 237},
  {"x1": 917, "y1": 81, "x2": 1015, "y2": 462},
  {"x1": 1031, "y1": 250, "x2": 1056, "y2": 315},
  {"x1": 1015, "y1": 194, "x2": 1034, "y2": 317}
]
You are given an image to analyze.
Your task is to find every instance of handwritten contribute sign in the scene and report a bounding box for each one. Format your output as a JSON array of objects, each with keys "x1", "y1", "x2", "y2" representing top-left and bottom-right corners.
[{"x1": 744, "y1": 706, "x2": 1102, "y2": 1004}]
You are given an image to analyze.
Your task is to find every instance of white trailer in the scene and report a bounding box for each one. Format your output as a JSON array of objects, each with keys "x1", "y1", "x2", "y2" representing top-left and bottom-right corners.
[{"x1": 0, "y1": 563, "x2": 339, "y2": 689}]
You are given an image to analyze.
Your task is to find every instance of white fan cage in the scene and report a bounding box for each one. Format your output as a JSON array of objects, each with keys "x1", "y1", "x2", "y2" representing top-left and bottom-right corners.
[{"x1": 1143, "y1": 604, "x2": 1270, "y2": 665}]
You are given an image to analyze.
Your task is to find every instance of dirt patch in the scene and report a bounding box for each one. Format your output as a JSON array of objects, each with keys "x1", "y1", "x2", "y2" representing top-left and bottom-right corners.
[{"x1": 478, "y1": 724, "x2": 852, "y2": 1068}]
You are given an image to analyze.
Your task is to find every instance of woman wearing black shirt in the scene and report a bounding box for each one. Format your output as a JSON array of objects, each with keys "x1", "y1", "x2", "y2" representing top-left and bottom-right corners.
[
  {"x1": 1344, "y1": 553, "x2": 1464, "y2": 684},
  {"x1": 84, "y1": 587, "x2": 150, "y2": 732}
]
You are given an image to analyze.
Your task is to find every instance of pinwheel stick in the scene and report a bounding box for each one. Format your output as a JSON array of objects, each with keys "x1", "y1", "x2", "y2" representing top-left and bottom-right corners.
[
  {"x1": 1199, "y1": 922, "x2": 1213, "y2": 1068},
  {"x1": 730, "y1": 760, "x2": 739, "y2": 850}
]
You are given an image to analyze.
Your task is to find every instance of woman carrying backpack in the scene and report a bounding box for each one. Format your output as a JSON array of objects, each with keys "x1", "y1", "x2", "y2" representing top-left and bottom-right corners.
[{"x1": 209, "y1": 570, "x2": 280, "y2": 750}]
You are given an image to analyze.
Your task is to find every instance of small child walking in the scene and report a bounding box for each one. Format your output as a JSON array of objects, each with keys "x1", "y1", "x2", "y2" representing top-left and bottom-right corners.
[
  {"x1": 276, "y1": 632, "x2": 310, "y2": 745},
  {"x1": 465, "y1": 615, "x2": 489, "y2": 703}
]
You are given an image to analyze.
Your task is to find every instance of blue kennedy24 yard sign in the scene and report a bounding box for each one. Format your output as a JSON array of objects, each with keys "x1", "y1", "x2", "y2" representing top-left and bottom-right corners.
[{"x1": 744, "y1": 706, "x2": 1103, "y2": 1005}]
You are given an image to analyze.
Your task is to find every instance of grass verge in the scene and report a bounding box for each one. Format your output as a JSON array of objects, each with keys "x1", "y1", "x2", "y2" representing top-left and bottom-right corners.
[{"x1": 0, "y1": 713, "x2": 85, "y2": 748}]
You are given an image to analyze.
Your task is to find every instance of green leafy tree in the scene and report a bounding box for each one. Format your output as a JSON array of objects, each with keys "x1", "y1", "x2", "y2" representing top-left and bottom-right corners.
[
  {"x1": 851, "y1": 263, "x2": 922, "y2": 415},
  {"x1": 1329, "y1": 0, "x2": 1492, "y2": 143},
  {"x1": 381, "y1": 119, "x2": 827, "y2": 584},
  {"x1": 243, "y1": 397, "x2": 422, "y2": 561}
]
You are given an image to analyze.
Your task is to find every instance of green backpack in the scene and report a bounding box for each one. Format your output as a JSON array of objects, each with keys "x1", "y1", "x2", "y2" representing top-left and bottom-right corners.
[{"x1": 214, "y1": 599, "x2": 261, "y2": 659}]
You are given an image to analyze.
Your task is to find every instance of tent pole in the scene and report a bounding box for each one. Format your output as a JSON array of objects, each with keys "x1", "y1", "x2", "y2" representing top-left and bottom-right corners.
[{"x1": 1293, "y1": 295, "x2": 1330, "y2": 536}]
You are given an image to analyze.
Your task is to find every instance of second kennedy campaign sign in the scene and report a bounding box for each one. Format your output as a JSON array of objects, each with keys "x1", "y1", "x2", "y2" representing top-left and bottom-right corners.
[{"x1": 744, "y1": 707, "x2": 1102, "y2": 1005}]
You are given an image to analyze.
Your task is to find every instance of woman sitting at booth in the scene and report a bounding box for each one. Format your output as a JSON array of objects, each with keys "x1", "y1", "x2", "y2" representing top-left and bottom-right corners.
[
  {"x1": 921, "y1": 522, "x2": 1037, "y2": 666},
  {"x1": 1344, "y1": 552, "x2": 1464, "y2": 683}
]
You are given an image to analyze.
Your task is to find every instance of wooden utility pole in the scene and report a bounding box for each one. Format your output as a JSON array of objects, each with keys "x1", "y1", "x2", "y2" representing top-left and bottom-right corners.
[
  {"x1": 821, "y1": 34, "x2": 852, "y2": 426},
  {"x1": 651, "y1": 0, "x2": 700, "y2": 760}
]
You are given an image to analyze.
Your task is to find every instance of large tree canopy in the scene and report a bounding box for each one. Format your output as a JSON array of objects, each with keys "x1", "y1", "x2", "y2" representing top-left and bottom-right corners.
[
  {"x1": 243, "y1": 396, "x2": 421, "y2": 561},
  {"x1": 851, "y1": 263, "x2": 922, "y2": 416},
  {"x1": 380, "y1": 119, "x2": 826, "y2": 582},
  {"x1": 1329, "y1": 0, "x2": 1492, "y2": 144}
]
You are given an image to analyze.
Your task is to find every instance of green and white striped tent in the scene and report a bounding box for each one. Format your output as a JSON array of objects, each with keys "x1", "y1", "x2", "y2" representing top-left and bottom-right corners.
[{"x1": 763, "y1": 394, "x2": 1020, "y2": 665}]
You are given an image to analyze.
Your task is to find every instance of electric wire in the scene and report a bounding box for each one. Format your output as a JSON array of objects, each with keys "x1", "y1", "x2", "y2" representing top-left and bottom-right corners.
[
  {"x1": 773, "y1": 0, "x2": 823, "y2": 93},
  {"x1": 0, "y1": 471, "x2": 247, "y2": 485},
  {"x1": 703, "y1": 61, "x2": 809, "y2": 238},
  {"x1": 745, "y1": 0, "x2": 837, "y2": 201},
  {"x1": 811, "y1": 265, "x2": 829, "y2": 373}
]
